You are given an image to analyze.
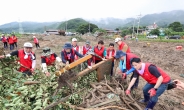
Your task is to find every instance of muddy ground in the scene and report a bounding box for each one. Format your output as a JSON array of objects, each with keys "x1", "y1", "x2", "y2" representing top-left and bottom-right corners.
[{"x1": 1, "y1": 35, "x2": 184, "y2": 109}]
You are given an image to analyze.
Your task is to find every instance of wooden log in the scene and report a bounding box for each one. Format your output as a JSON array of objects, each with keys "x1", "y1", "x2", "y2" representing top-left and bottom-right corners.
[
  {"x1": 44, "y1": 89, "x2": 85, "y2": 110},
  {"x1": 69, "y1": 58, "x2": 113, "y2": 81},
  {"x1": 90, "y1": 98, "x2": 120, "y2": 108},
  {"x1": 55, "y1": 54, "x2": 92, "y2": 76},
  {"x1": 24, "y1": 81, "x2": 40, "y2": 85}
]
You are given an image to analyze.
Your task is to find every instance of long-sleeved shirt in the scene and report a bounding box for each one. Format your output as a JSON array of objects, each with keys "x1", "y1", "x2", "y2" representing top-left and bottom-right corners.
[
  {"x1": 8, "y1": 50, "x2": 36, "y2": 69},
  {"x1": 61, "y1": 49, "x2": 84, "y2": 64}
]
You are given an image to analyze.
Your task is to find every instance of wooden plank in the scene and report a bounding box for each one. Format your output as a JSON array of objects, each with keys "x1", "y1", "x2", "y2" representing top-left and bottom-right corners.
[
  {"x1": 69, "y1": 58, "x2": 113, "y2": 81},
  {"x1": 56, "y1": 54, "x2": 92, "y2": 76},
  {"x1": 97, "y1": 59, "x2": 113, "y2": 81}
]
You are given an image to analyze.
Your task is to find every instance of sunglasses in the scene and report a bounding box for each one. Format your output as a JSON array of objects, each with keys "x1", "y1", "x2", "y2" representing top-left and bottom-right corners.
[{"x1": 43, "y1": 48, "x2": 50, "y2": 53}]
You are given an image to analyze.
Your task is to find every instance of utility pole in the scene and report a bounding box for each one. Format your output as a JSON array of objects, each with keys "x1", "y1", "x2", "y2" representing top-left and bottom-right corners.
[
  {"x1": 136, "y1": 13, "x2": 141, "y2": 36},
  {"x1": 65, "y1": 20, "x2": 67, "y2": 32},
  {"x1": 89, "y1": 22, "x2": 90, "y2": 34},
  {"x1": 132, "y1": 18, "x2": 136, "y2": 38}
]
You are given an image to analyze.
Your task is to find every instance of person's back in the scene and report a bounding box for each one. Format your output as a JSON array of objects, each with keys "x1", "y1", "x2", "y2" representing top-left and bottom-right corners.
[{"x1": 115, "y1": 38, "x2": 131, "y2": 53}]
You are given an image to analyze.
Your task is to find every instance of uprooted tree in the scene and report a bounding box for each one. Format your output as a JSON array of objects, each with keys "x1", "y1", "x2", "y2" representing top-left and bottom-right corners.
[{"x1": 0, "y1": 48, "x2": 171, "y2": 110}]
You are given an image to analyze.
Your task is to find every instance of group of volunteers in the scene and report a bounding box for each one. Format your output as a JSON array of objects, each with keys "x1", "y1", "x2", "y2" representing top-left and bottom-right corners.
[
  {"x1": 1, "y1": 34, "x2": 18, "y2": 50},
  {"x1": 0, "y1": 36, "x2": 183, "y2": 110}
]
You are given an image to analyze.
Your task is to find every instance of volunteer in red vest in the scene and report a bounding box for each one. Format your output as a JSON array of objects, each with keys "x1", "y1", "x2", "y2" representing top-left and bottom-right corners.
[
  {"x1": 1, "y1": 34, "x2": 8, "y2": 49},
  {"x1": 71, "y1": 38, "x2": 80, "y2": 60},
  {"x1": 81, "y1": 40, "x2": 91, "y2": 55},
  {"x1": 0, "y1": 42, "x2": 36, "y2": 76},
  {"x1": 7, "y1": 34, "x2": 14, "y2": 50},
  {"x1": 41, "y1": 47, "x2": 62, "y2": 76},
  {"x1": 12, "y1": 34, "x2": 18, "y2": 49},
  {"x1": 106, "y1": 43, "x2": 116, "y2": 76},
  {"x1": 61, "y1": 43, "x2": 83, "y2": 65},
  {"x1": 115, "y1": 37, "x2": 131, "y2": 53},
  {"x1": 81, "y1": 40, "x2": 92, "y2": 66},
  {"x1": 93, "y1": 40, "x2": 106, "y2": 64},
  {"x1": 126, "y1": 58, "x2": 171, "y2": 110},
  {"x1": 115, "y1": 50, "x2": 139, "y2": 88},
  {"x1": 33, "y1": 36, "x2": 40, "y2": 49}
]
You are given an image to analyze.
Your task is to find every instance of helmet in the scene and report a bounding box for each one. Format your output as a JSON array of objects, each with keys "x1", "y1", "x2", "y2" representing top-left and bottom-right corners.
[
  {"x1": 115, "y1": 38, "x2": 121, "y2": 43},
  {"x1": 72, "y1": 38, "x2": 77, "y2": 42},
  {"x1": 24, "y1": 42, "x2": 33, "y2": 47}
]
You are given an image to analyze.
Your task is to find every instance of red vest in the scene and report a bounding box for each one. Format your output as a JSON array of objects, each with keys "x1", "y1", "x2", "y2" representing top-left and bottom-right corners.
[
  {"x1": 41, "y1": 54, "x2": 56, "y2": 66},
  {"x1": 2, "y1": 37, "x2": 7, "y2": 43},
  {"x1": 8, "y1": 37, "x2": 14, "y2": 44},
  {"x1": 63, "y1": 49, "x2": 75, "y2": 63},
  {"x1": 94, "y1": 46, "x2": 105, "y2": 61},
  {"x1": 138, "y1": 63, "x2": 170, "y2": 84},
  {"x1": 73, "y1": 45, "x2": 79, "y2": 60},
  {"x1": 119, "y1": 42, "x2": 131, "y2": 53},
  {"x1": 13, "y1": 36, "x2": 17, "y2": 42},
  {"x1": 106, "y1": 48, "x2": 116, "y2": 59},
  {"x1": 34, "y1": 38, "x2": 38, "y2": 43},
  {"x1": 18, "y1": 50, "x2": 33, "y2": 72},
  {"x1": 83, "y1": 46, "x2": 91, "y2": 55},
  {"x1": 126, "y1": 53, "x2": 139, "y2": 70}
]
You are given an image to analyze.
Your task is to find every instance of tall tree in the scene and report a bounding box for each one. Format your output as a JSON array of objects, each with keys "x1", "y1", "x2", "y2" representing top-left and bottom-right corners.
[
  {"x1": 76, "y1": 23, "x2": 98, "y2": 34},
  {"x1": 168, "y1": 22, "x2": 183, "y2": 32},
  {"x1": 149, "y1": 28, "x2": 160, "y2": 36}
]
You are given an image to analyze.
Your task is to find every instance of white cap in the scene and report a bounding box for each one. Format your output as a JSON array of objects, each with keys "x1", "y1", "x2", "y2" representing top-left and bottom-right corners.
[
  {"x1": 33, "y1": 36, "x2": 36, "y2": 38},
  {"x1": 24, "y1": 42, "x2": 33, "y2": 47},
  {"x1": 115, "y1": 38, "x2": 121, "y2": 43},
  {"x1": 72, "y1": 38, "x2": 77, "y2": 42}
]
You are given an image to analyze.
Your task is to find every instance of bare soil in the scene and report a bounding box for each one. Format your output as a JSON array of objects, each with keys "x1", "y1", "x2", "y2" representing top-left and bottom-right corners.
[{"x1": 1, "y1": 35, "x2": 184, "y2": 109}]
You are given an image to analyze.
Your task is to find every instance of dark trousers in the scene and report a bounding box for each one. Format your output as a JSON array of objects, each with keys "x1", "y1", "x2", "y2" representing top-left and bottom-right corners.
[
  {"x1": 3, "y1": 42, "x2": 8, "y2": 49},
  {"x1": 110, "y1": 61, "x2": 114, "y2": 76},
  {"x1": 22, "y1": 70, "x2": 32, "y2": 76},
  {"x1": 95, "y1": 60, "x2": 102, "y2": 64},
  {"x1": 10, "y1": 44, "x2": 14, "y2": 50},
  {"x1": 143, "y1": 81, "x2": 170, "y2": 109},
  {"x1": 35, "y1": 43, "x2": 40, "y2": 48},
  {"x1": 14, "y1": 42, "x2": 17, "y2": 48}
]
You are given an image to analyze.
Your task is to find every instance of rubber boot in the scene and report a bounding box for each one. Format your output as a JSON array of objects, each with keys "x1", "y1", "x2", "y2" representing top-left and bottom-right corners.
[
  {"x1": 145, "y1": 100, "x2": 157, "y2": 110},
  {"x1": 139, "y1": 94, "x2": 150, "y2": 104}
]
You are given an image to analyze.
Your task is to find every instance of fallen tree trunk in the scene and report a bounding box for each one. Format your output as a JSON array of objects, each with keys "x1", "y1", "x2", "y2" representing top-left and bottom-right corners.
[
  {"x1": 69, "y1": 58, "x2": 113, "y2": 82},
  {"x1": 24, "y1": 81, "x2": 40, "y2": 85}
]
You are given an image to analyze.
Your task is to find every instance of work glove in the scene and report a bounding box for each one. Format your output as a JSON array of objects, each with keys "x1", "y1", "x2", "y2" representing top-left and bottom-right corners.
[
  {"x1": 65, "y1": 61, "x2": 70, "y2": 69},
  {"x1": 122, "y1": 73, "x2": 126, "y2": 79},
  {"x1": 102, "y1": 58, "x2": 107, "y2": 61},
  {"x1": 148, "y1": 88, "x2": 156, "y2": 97},
  {"x1": 45, "y1": 72, "x2": 51, "y2": 77},
  {"x1": 125, "y1": 90, "x2": 130, "y2": 95},
  {"x1": 30, "y1": 68, "x2": 34, "y2": 73},
  {"x1": 88, "y1": 66, "x2": 92, "y2": 69}
]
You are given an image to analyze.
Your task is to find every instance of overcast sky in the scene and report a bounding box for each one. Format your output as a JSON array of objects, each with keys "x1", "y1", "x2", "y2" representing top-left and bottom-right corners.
[{"x1": 1, "y1": 0, "x2": 184, "y2": 25}]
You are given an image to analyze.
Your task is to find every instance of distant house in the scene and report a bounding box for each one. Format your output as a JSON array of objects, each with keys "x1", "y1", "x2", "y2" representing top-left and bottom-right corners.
[
  {"x1": 45, "y1": 30, "x2": 59, "y2": 35},
  {"x1": 146, "y1": 22, "x2": 158, "y2": 31},
  {"x1": 104, "y1": 29, "x2": 121, "y2": 35}
]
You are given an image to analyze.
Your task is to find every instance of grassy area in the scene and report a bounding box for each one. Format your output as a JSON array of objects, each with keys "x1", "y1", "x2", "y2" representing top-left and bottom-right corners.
[{"x1": 136, "y1": 35, "x2": 184, "y2": 43}]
